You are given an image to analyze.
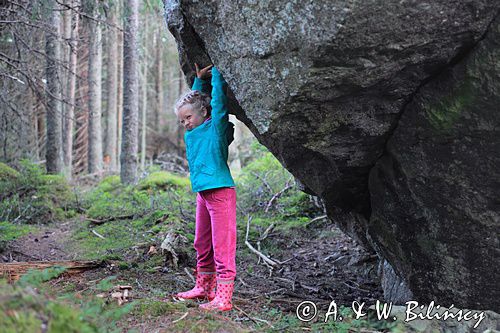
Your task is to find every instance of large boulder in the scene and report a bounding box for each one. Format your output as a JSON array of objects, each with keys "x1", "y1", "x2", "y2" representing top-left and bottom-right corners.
[{"x1": 164, "y1": 0, "x2": 500, "y2": 310}]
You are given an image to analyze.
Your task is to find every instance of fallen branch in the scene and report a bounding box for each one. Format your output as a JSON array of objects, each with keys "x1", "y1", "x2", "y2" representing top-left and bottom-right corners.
[
  {"x1": 245, "y1": 215, "x2": 279, "y2": 267},
  {"x1": 86, "y1": 213, "x2": 137, "y2": 225},
  {"x1": 0, "y1": 260, "x2": 102, "y2": 283}
]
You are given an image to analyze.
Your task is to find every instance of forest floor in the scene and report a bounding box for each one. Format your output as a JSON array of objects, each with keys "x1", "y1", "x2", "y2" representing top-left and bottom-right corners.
[{"x1": 1, "y1": 212, "x2": 410, "y2": 332}]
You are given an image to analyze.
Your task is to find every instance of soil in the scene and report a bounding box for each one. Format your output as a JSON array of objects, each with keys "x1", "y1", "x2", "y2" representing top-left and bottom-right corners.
[
  {"x1": 1, "y1": 220, "x2": 75, "y2": 262},
  {"x1": 1, "y1": 216, "x2": 384, "y2": 332}
]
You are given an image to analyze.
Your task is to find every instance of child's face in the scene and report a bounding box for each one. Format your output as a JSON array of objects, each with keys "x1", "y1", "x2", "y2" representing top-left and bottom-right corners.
[{"x1": 177, "y1": 104, "x2": 207, "y2": 131}]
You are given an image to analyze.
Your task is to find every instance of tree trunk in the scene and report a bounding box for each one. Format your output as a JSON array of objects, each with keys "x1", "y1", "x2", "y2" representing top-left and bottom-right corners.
[
  {"x1": 87, "y1": 0, "x2": 103, "y2": 174},
  {"x1": 140, "y1": 19, "x2": 148, "y2": 170},
  {"x1": 104, "y1": 1, "x2": 118, "y2": 172},
  {"x1": 120, "y1": 0, "x2": 139, "y2": 184},
  {"x1": 116, "y1": 0, "x2": 124, "y2": 171},
  {"x1": 140, "y1": 61, "x2": 147, "y2": 170},
  {"x1": 63, "y1": 0, "x2": 79, "y2": 178},
  {"x1": 176, "y1": 68, "x2": 185, "y2": 156},
  {"x1": 45, "y1": 0, "x2": 63, "y2": 174},
  {"x1": 154, "y1": 27, "x2": 163, "y2": 133}
]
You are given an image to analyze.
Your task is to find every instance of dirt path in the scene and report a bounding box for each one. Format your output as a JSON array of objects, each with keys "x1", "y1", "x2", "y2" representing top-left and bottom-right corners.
[{"x1": 1, "y1": 219, "x2": 79, "y2": 262}]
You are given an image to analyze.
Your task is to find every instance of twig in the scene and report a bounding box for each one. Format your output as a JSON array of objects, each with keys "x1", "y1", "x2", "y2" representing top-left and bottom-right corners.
[
  {"x1": 264, "y1": 288, "x2": 287, "y2": 296},
  {"x1": 299, "y1": 283, "x2": 319, "y2": 293},
  {"x1": 305, "y1": 215, "x2": 328, "y2": 227},
  {"x1": 238, "y1": 277, "x2": 249, "y2": 287},
  {"x1": 233, "y1": 304, "x2": 274, "y2": 328},
  {"x1": 275, "y1": 257, "x2": 294, "y2": 265},
  {"x1": 258, "y1": 223, "x2": 275, "y2": 242},
  {"x1": 91, "y1": 229, "x2": 106, "y2": 239},
  {"x1": 135, "y1": 278, "x2": 144, "y2": 290},
  {"x1": 342, "y1": 281, "x2": 370, "y2": 293},
  {"x1": 184, "y1": 267, "x2": 195, "y2": 284},
  {"x1": 245, "y1": 215, "x2": 279, "y2": 267},
  {"x1": 264, "y1": 178, "x2": 294, "y2": 213},
  {"x1": 251, "y1": 171, "x2": 273, "y2": 194},
  {"x1": 172, "y1": 312, "x2": 188, "y2": 324},
  {"x1": 274, "y1": 277, "x2": 296, "y2": 292}
]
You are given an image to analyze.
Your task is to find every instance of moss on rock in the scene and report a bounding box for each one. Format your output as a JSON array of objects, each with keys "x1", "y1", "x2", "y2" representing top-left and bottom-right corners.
[
  {"x1": 137, "y1": 171, "x2": 190, "y2": 191},
  {"x1": 0, "y1": 162, "x2": 20, "y2": 181}
]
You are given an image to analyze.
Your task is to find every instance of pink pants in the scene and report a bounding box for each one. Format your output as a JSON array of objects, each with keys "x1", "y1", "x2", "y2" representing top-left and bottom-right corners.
[{"x1": 194, "y1": 187, "x2": 237, "y2": 281}]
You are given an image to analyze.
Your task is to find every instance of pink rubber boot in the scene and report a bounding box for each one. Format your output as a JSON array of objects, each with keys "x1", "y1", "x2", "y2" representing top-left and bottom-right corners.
[
  {"x1": 199, "y1": 279, "x2": 234, "y2": 311},
  {"x1": 175, "y1": 270, "x2": 216, "y2": 301}
]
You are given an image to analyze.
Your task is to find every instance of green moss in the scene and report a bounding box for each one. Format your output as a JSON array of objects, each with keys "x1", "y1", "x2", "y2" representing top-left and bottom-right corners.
[
  {"x1": 0, "y1": 160, "x2": 75, "y2": 224},
  {"x1": 425, "y1": 79, "x2": 475, "y2": 131},
  {"x1": 17, "y1": 266, "x2": 67, "y2": 288},
  {"x1": 0, "y1": 221, "x2": 34, "y2": 242},
  {"x1": 133, "y1": 300, "x2": 187, "y2": 317},
  {"x1": 0, "y1": 221, "x2": 35, "y2": 251},
  {"x1": 70, "y1": 220, "x2": 140, "y2": 260},
  {"x1": 117, "y1": 261, "x2": 130, "y2": 270},
  {"x1": 0, "y1": 162, "x2": 19, "y2": 181},
  {"x1": 0, "y1": 279, "x2": 133, "y2": 333},
  {"x1": 96, "y1": 175, "x2": 121, "y2": 193},
  {"x1": 137, "y1": 171, "x2": 191, "y2": 191},
  {"x1": 85, "y1": 188, "x2": 149, "y2": 219}
]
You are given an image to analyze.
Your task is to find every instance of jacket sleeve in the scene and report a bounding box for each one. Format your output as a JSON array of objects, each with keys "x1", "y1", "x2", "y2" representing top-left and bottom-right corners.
[
  {"x1": 210, "y1": 67, "x2": 228, "y2": 134},
  {"x1": 192, "y1": 77, "x2": 211, "y2": 94}
]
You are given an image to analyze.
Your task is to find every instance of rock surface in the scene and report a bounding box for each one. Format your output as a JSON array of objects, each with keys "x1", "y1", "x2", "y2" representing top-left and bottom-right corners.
[{"x1": 164, "y1": 0, "x2": 500, "y2": 310}]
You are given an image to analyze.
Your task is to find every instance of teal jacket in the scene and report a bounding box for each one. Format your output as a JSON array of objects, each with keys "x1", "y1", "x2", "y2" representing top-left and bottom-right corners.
[{"x1": 185, "y1": 67, "x2": 235, "y2": 192}]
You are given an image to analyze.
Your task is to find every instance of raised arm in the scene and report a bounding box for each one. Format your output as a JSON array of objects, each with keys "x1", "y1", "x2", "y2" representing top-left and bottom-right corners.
[
  {"x1": 192, "y1": 77, "x2": 210, "y2": 94},
  {"x1": 210, "y1": 67, "x2": 228, "y2": 134},
  {"x1": 191, "y1": 63, "x2": 211, "y2": 94}
]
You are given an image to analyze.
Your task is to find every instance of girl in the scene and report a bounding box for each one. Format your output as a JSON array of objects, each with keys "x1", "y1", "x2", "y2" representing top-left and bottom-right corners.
[{"x1": 173, "y1": 64, "x2": 237, "y2": 312}]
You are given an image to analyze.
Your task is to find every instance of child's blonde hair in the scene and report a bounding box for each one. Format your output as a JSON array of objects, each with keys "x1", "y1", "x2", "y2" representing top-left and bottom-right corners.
[{"x1": 174, "y1": 90, "x2": 211, "y2": 116}]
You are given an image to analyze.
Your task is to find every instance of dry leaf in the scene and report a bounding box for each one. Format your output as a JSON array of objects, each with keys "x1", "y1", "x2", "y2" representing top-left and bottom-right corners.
[{"x1": 147, "y1": 246, "x2": 158, "y2": 255}]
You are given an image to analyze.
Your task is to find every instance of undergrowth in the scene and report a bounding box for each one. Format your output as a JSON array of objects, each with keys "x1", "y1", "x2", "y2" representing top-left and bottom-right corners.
[
  {"x1": 0, "y1": 268, "x2": 134, "y2": 333},
  {"x1": 0, "y1": 160, "x2": 77, "y2": 224}
]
